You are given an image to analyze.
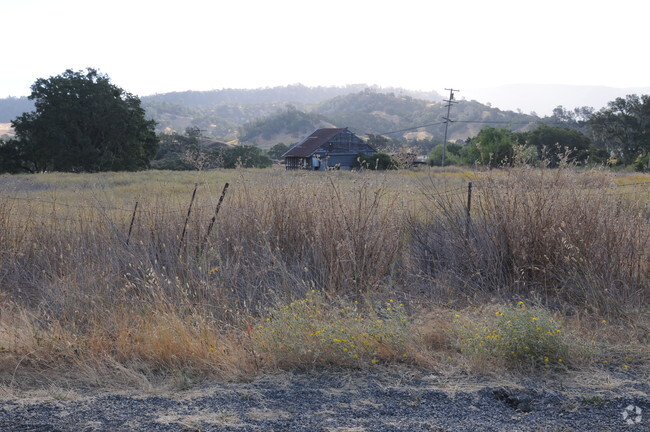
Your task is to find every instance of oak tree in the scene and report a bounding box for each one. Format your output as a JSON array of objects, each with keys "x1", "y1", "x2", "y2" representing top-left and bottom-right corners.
[{"x1": 10, "y1": 68, "x2": 158, "y2": 172}]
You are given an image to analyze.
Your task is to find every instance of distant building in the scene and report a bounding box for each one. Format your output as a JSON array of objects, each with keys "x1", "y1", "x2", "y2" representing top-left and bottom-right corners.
[{"x1": 282, "y1": 128, "x2": 377, "y2": 170}]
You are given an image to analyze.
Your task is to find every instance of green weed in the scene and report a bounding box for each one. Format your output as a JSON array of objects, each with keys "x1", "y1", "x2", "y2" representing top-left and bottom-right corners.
[
  {"x1": 253, "y1": 291, "x2": 409, "y2": 368},
  {"x1": 455, "y1": 302, "x2": 577, "y2": 370}
]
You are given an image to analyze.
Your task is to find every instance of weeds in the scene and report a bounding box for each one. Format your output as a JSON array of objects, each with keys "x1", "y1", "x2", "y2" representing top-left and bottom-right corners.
[
  {"x1": 408, "y1": 164, "x2": 649, "y2": 316},
  {"x1": 0, "y1": 166, "x2": 647, "y2": 385},
  {"x1": 455, "y1": 302, "x2": 579, "y2": 370},
  {"x1": 253, "y1": 291, "x2": 409, "y2": 368}
]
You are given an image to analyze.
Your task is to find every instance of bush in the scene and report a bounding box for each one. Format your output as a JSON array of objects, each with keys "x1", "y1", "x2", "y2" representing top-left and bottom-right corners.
[
  {"x1": 254, "y1": 291, "x2": 409, "y2": 368},
  {"x1": 587, "y1": 145, "x2": 610, "y2": 166},
  {"x1": 211, "y1": 145, "x2": 273, "y2": 168},
  {"x1": 633, "y1": 154, "x2": 649, "y2": 172},
  {"x1": 0, "y1": 139, "x2": 25, "y2": 173},
  {"x1": 356, "y1": 152, "x2": 397, "y2": 170},
  {"x1": 150, "y1": 156, "x2": 198, "y2": 171},
  {"x1": 428, "y1": 143, "x2": 462, "y2": 166},
  {"x1": 464, "y1": 127, "x2": 515, "y2": 167},
  {"x1": 455, "y1": 302, "x2": 576, "y2": 370}
]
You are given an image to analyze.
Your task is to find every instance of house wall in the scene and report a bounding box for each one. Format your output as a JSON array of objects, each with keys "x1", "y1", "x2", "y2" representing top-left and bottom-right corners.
[
  {"x1": 285, "y1": 157, "x2": 306, "y2": 169},
  {"x1": 319, "y1": 153, "x2": 360, "y2": 170},
  {"x1": 284, "y1": 130, "x2": 377, "y2": 170},
  {"x1": 323, "y1": 131, "x2": 374, "y2": 154}
]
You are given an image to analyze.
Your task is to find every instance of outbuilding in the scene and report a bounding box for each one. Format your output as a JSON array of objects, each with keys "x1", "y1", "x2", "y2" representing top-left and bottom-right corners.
[{"x1": 282, "y1": 128, "x2": 377, "y2": 170}]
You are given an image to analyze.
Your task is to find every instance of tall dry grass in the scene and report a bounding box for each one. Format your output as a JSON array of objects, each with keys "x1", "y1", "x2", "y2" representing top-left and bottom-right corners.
[
  {"x1": 408, "y1": 165, "x2": 649, "y2": 317},
  {"x1": 0, "y1": 169, "x2": 411, "y2": 384},
  {"x1": 0, "y1": 166, "x2": 647, "y2": 385}
]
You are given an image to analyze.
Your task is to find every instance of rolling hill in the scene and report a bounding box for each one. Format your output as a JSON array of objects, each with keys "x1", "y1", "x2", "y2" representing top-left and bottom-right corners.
[
  {"x1": 235, "y1": 90, "x2": 540, "y2": 150},
  {"x1": 5, "y1": 83, "x2": 639, "y2": 153}
]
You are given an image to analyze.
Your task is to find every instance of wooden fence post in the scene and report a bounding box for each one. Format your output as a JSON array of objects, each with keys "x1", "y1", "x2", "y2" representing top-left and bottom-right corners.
[
  {"x1": 126, "y1": 201, "x2": 138, "y2": 245},
  {"x1": 466, "y1": 182, "x2": 472, "y2": 237},
  {"x1": 202, "y1": 182, "x2": 230, "y2": 250},
  {"x1": 178, "y1": 183, "x2": 198, "y2": 255}
]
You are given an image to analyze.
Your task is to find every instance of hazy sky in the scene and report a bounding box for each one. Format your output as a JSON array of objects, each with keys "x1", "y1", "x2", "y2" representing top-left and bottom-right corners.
[{"x1": 2, "y1": 0, "x2": 648, "y2": 104}]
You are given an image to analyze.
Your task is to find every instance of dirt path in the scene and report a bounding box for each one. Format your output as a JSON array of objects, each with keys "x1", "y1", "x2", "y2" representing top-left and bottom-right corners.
[{"x1": 1, "y1": 368, "x2": 648, "y2": 431}]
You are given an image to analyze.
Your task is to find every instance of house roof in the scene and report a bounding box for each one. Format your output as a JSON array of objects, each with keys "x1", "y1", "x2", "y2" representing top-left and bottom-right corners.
[{"x1": 282, "y1": 128, "x2": 347, "y2": 158}]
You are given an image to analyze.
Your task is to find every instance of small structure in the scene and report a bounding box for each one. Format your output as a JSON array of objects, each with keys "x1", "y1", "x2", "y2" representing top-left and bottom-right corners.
[{"x1": 282, "y1": 128, "x2": 377, "y2": 170}]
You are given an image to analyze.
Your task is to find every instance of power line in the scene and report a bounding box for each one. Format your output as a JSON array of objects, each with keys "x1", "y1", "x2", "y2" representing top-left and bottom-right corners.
[
  {"x1": 376, "y1": 121, "x2": 446, "y2": 136},
  {"x1": 376, "y1": 118, "x2": 558, "y2": 137},
  {"x1": 453, "y1": 119, "x2": 548, "y2": 125}
]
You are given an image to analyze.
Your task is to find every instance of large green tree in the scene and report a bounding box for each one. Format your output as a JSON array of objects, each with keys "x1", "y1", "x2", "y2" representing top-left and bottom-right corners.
[
  {"x1": 526, "y1": 124, "x2": 591, "y2": 166},
  {"x1": 211, "y1": 145, "x2": 273, "y2": 168},
  {"x1": 151, "y1": 127, "x2": 203, "y2": 170},
  {"x1": 589, "y1": 94, "x2": 650, "y2": 165},
  {"x1": 428, "y1": 142, "x2": 462, "y2": 166},
  {"x1": 0, "y1": 139, "x2": 24, "y2": 173},
  {"x1": 463, "y1": 127, "x2": 516, "y2": 167},
  {"x1": 267, "y1": 142, "x2": 290, "y2": 160},
  {"x1": 10, "y1": 68, "x2": 158, "y2": 172}
]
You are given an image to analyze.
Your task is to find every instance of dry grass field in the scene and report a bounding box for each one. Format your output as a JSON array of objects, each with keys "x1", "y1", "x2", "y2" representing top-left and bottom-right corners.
[{"x1": 0, "y1": 165, "x2": 648, "y2": 389}]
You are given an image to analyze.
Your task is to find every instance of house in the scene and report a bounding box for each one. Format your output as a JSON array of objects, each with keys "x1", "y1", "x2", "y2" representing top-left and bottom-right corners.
[{"x1": 282, "y1": 128, "x2": 377, "y2": 170}]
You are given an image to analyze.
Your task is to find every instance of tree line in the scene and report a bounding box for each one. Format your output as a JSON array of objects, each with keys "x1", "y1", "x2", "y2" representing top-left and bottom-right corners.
[
  {"x1": 419, "y1": 96, "x2": 649, "y2": 170},
  {"x1": 0, "y1": 69, "x2": 648, "y2": 173},
  {"x1": 425, "y1": 124, "x2": 596, "y2": 168},
  {"x1": 365, "y1": 97, "x2": 649, "y2": 171},
  {"x1": 152, "y1": 126, "x2": 273, "y2": 170}
]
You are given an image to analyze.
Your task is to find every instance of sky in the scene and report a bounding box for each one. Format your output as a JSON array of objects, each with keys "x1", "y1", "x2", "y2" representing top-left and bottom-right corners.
[{"x1": 1, "y1": 0, "x2": 649, "y2": 113}]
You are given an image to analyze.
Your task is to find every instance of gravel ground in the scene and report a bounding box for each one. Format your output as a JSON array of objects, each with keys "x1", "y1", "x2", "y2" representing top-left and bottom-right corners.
[{"x1": 1, "y1": 367, "x2": 648, "y2": 431}]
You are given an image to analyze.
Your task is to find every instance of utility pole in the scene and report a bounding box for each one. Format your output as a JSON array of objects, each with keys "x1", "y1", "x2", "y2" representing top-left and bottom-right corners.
[{"x1": 442, "y1": 88, "x2": 459, "y2": 167}]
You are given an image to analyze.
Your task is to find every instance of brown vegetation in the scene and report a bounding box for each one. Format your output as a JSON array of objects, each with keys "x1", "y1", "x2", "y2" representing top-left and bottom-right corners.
[{"x1": 0, "y1": 166, "x2": 648, "y2": 387}]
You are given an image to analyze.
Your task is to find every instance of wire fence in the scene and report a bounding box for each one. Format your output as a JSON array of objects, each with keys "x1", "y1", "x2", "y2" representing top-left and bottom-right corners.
[{"x1": 1, "y1": 177, "x2": 648, "y2": 232}]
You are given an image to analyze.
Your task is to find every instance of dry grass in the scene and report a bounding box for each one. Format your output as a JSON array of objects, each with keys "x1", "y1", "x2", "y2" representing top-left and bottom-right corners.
[
  {"x1": 0, "y1": 166, "x2": 648, "y2": 387},
  {"x1": 407, "y1": 165, "x2": 649, "y2": 317}
]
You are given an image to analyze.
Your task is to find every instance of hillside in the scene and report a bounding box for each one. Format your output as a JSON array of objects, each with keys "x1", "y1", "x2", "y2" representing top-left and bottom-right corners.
[
  {"x1": 237, "y1": 90, "x2": 540, "y2": 148},
  {"x1": 314, "y1": 90, "x2": 429, "y2": 134},
  {"x1": 238, "y1": 107, "x2": 335, "y2": 149},
  {"x1": 140, "y1": 85, "x2": 445, "y2": 140},
  {"x1": 0, "y1": 84, "x2": 443, "y2": 129},
  {"x1": 0, "y1": 85, "x2": 538, "y2": 150},
  {"x1": 142, "y1": 84, "x2": 443, "y2": 107}
]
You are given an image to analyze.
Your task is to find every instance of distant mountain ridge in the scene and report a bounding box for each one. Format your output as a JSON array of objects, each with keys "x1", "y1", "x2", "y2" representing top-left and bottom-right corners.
[
  {"x1": 239, "y1": 91, "x2": 538, "y2": 148},
  {"x1": 142, "y1": 84, "x2": 444, "y2": 107},
  {"x1": 0, "y1": 84, "x2": 443, "y2": 124},
  {"x1": 139, "y1": 85, "x2": 446, "y2": 141},
  {"x1": 2, "y1": 84, "x2": 647, "y2": 151}
]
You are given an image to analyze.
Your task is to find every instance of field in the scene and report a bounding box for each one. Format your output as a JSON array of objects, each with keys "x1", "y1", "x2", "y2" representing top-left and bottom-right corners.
[{"x1": 0, "y1": 165, "x2": 648, "y2": 389}]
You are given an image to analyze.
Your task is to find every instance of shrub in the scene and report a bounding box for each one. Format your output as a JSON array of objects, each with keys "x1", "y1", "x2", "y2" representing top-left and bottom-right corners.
[
  {"x1": 633, "y1": 154, "x2": 649, "y2": 172},
  {"x1": 427, "y1": 144, "x2": 462, "y2": 166},
  {"x1": 253, "y1": 291, "x2": 409, "y2": 368},
  {"x1": 150, "y1": 156, "x2": 198, "y2": 171},
  {"x1": 356, "y1": 152, "x2": 397, "y2": 170},
  {"x1": 211, "y1": 145, "x2": 273, "y2": 168},
  {"x1": 455, "y1": 302, "x2": 575, "y2": 370}
]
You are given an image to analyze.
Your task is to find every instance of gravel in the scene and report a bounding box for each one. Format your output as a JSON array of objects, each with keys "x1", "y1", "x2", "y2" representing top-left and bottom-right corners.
[{"x1": 1, "y1": 368, "x2": 648, "y2": 431}]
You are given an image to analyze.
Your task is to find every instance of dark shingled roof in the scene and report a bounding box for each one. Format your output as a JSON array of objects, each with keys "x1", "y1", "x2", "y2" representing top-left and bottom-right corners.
[{"x1": 282, "y1": 128, "x2": 347, "y2": 158}]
